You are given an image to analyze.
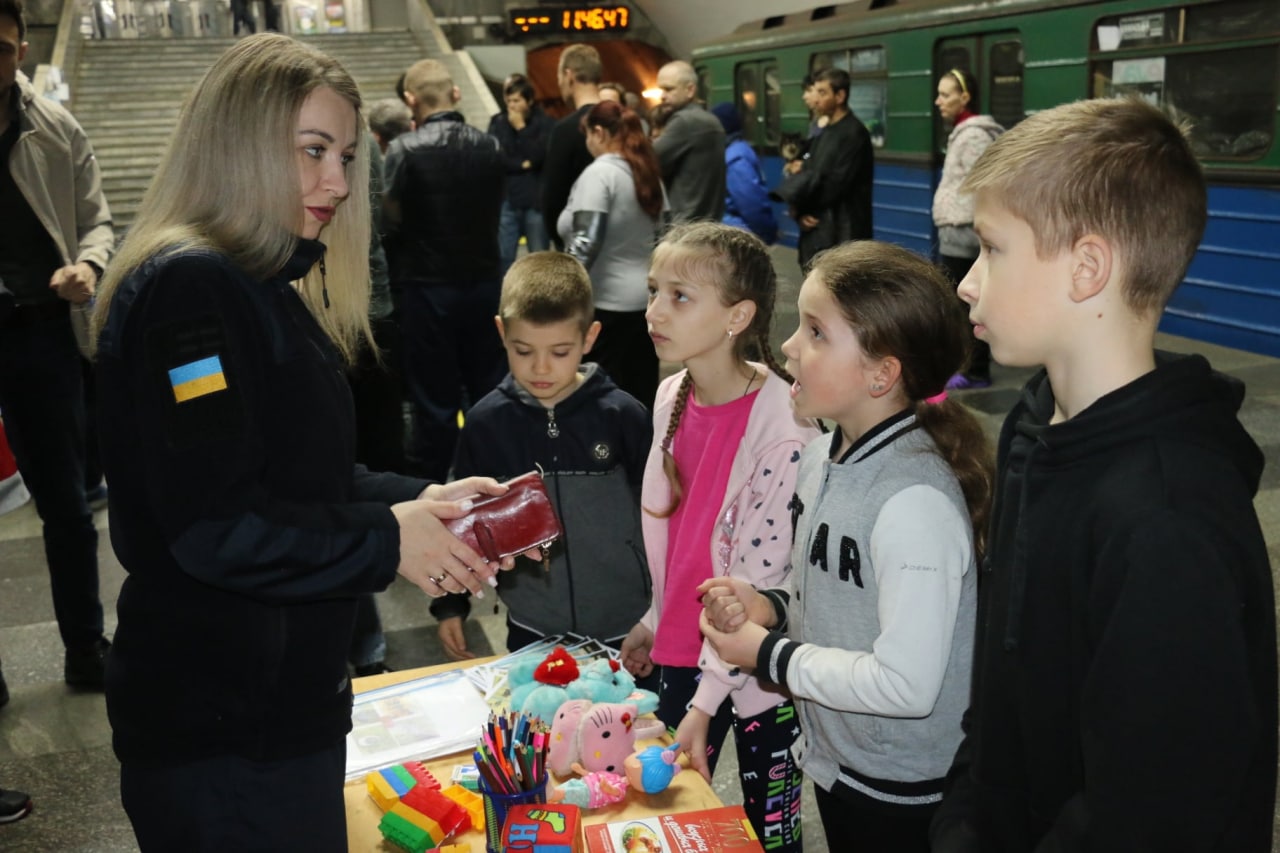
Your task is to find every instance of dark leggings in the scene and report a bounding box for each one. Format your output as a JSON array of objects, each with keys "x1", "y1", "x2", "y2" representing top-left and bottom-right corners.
[
  {"x1": 814, "y1": 780, "x2": 936, "y2": 853},
  {"x1": 657, "y1": 665, "x2": 803, "y2": 853}
]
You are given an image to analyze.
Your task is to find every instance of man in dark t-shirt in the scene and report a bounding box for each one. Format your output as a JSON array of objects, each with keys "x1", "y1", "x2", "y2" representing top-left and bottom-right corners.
[{"x1": 540, "y1": 43, "x2": 601, "y2": 249}]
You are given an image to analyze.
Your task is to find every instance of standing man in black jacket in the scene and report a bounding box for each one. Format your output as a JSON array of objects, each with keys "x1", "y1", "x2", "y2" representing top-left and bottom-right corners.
[
  {"x1": 489, "y1": 75, "x2": 554, "y2": 275},
  {"x1": 384, "y1": 58, "x2": 506, "y2": 481},
  {"x1": 541, "y1": 44, "x2": 601, "y2": 250},
  {"x1": 772, "y1": 67, "x2": 873, "y2": 270}
]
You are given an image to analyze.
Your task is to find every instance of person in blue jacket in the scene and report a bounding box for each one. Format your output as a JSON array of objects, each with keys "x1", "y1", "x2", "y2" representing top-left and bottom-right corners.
[
  {"x1": 90, "y1": 35, "x2": 526, "y2": 851},
  {"x1": 710, "y1": 102, "x2": 777, "y2": 245}
]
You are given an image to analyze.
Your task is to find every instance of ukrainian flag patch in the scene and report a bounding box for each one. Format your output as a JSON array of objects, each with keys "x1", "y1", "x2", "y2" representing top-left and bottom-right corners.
[{"x1": 169, "y1": 355, "x2": 228, "y2": 403}]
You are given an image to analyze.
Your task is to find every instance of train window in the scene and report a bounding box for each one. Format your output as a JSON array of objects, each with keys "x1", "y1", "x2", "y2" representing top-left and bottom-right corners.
[
  {"x1": 763, "y1": 65, "x2": 782, "y2": 146},
  {"x1": 735, "y1": 60, "x2": 780, "y2": 150},
  {"x1": 696, "y1": 66, "x2": 711, "y2": 104},
  {"x1": 736, "y1": 63, "x2": 760, "y2": 141},
  {"x1": 1184, "y1": 0, "x2": 1279, "y2": 41},
  {"x1": 1091, "y1": 44, "x2": 1277, "y2": 160},
  {"x1": 987, "y1": 40, "x2": 1024, "y2": 129}
]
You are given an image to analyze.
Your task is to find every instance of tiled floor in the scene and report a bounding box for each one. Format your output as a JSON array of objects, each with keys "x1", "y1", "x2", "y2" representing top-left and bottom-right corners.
[{"x1": 2, "y1": 245, "x2": 1278, "y2": 850}]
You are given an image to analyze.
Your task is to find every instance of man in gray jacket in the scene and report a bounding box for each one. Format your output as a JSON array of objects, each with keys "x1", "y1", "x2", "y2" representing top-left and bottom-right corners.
[
  {"x1": 0, "y1": 0, "x2": 114, "y2": 694},
  {"x1": 654, "y1": 60, "x2": 725, "y2": 223}
]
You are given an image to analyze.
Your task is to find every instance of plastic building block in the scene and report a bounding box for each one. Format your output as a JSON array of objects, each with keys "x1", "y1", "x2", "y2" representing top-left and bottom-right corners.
[
  {"x1": 378, "y1": 765, "x2": 414, "y2": 797},
  {"x1": 441, "y1": 784, "x2": 484, "y2": 831},
  {"x1": 378, "y1": 809, "x2": 434, "y2": 853},
  {"x1": 390, "y1": 801, "x2": 445, "y2": 842},
  {"x1": 404, "y1": 761, "x2": 440, "y2": 790},
  {"x1": 367, "y1": 770, "x2": 400, "y2": 812},
  {"x1": 438, "y1": 845, "x2": 471, "y2": 853},
  {"x1": 389, "y1": 764, "x2": 417, "y2": 791},
  {"x1": 403, "y1": 785, "x2": 469, "y2": 835}
]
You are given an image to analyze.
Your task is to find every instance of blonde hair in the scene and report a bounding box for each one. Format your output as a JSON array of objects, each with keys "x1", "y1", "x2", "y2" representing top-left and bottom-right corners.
[
  {"x1": 558, "y1": 44, "x2": 601, "y2": 85},
  {"x1": 808, "y1": 241, "x2": 993, "y2": 559},
  {"x1": 647, "y1": 223, "x2": 791, "y2": 518},
  {"x1": 92, "y1": 33, "x2": 372, "y2": 362},
  {"x1": 499, "y1": 252, "x2": 595, "y2": 334},
  {"x1": 404, "y1": 58, "x2": 454, "y2": 110},
  {"x1": 963, "y1": 97, "x2": 1206, "y2": 316}
]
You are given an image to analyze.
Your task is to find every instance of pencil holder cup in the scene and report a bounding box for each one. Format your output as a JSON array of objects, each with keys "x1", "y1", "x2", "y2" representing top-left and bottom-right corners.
[{"x1": 478, "y1": 775, "x2": 548, "y2": 853}]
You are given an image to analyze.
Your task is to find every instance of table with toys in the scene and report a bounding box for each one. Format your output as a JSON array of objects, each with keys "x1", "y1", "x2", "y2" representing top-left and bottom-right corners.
[{"x1": 344, "y1": 657, "x2": 726, "y2": 852}]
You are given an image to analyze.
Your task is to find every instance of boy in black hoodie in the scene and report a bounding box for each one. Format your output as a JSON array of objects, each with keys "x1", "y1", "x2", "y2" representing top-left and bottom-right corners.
[{"x1": 930, "y1": 98, "x2": 1276, "y2": 853}]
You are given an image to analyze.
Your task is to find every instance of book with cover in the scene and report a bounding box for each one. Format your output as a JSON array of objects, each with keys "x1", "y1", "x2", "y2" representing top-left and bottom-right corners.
[{"x1": 581, "y1": 805, "x2": 764, "y2": 852}]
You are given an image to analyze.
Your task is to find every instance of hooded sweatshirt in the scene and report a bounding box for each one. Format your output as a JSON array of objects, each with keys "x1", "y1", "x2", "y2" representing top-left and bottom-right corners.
[
  {"x1": 931, "y1": 114, "x2": 1003, "y2": 259},
  {"x1": 433, "y1": 364, "x2": 653, "y2": 641},
  {"x1": 931, "y1": 353, "x2": 1277, "y2": 853}
]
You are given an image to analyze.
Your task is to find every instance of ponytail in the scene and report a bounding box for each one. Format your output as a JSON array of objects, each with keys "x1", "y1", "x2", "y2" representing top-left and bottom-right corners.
[
  {"x1": 646, "y1": 373, "x2": 694, "y2": 519},
  {"x1": 915, "y1": 398, "x2": 994, "y2": 561}
]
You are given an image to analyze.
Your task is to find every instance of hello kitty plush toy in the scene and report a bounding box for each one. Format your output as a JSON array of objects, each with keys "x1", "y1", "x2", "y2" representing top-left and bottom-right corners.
[{"x1": 547, "y1": 700, "x2": 665, "y2": 776}]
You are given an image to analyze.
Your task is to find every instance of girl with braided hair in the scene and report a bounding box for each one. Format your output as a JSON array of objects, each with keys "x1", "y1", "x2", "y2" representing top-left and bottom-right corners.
[{"x1": 619, "y1": 222, "x2": 819, "y2": 852}]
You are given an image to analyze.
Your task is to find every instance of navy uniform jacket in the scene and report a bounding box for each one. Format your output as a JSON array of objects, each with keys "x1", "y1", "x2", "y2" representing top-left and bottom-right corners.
[{"x1": 96, "y1": 240, "x2": 426, "y2": 765}]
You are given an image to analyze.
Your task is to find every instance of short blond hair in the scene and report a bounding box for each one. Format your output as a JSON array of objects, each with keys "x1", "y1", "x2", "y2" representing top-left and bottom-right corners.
[
  {"x1": 558, "y1": 44, "x2": 601, "y2": 85},
  {"x1": 964, "y1": 97, "x2": 1206, "y2": 315},
  {"x1": 500, "y1": 252, "x2": 594, "y2": 333},
  {"x1": 404, "y1": 58, "x2": 453, "y2": 110}
]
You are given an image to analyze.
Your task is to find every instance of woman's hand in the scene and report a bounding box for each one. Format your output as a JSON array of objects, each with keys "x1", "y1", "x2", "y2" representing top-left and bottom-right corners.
[
  {"x1": 391, "y1": 499, "x2": 503, "y2": 598},
  {"x1": 420, "y1": 478, "x2": 546, "y2": 563},
  {"x1": 696, "y1": 577, "x2": 772, "y2": 633},
  {"x1": 700, "y1": 610, "x2": 768, "y2": 671},
  {"x1": 673, "y1": 708, "x2": 713, "y2": 783},
  {"x1": 620, "y1": 622, "x2": 655, "y2": 678},
  {"x1": 420, "y1": 476, "x2": 504, "y2": 503}
]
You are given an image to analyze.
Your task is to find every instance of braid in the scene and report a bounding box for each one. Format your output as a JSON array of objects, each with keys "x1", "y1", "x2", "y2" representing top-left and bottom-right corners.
[
  {"x1": 758, "y1": 330, "x2": 792, "y2": 385},
  {"x1": 646, "y1": 373, "x2": 694, "y2": 519}
]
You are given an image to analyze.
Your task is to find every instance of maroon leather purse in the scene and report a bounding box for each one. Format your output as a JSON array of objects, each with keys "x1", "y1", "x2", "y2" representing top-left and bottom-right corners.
[{"x1": 445, "y1": 471, "x2": 563, "y2": 563}]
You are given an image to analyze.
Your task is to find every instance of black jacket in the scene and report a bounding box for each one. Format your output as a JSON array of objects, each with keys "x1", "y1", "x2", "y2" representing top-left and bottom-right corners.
[
  {"x1": 541, "y1": 105, "x2": 595, "y2": 251},
  {"x1": 384, "y1": 111, "x2": 505, "y2": 283},
  {"x1": 430, "y1": 365, "x2": 652, "y2": 640},
  {"x1": 97, "y1": 242, "x2": 427, "y2": 765},
  {"x1": 931, "y1": 353, "x2": 1276, "y2": 853},
  {"x1": 773, "y1": 109, "x2": 873, "y2": 265},
  {"x1": 488, "y1": 106, "x2": 554, "y2": 211}
]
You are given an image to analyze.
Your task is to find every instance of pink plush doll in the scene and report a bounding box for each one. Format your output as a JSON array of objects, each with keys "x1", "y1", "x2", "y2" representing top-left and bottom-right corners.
[
  {"x1": 547, "y1": 700, "x2": 665, "y2": 776},
  {"x1": 549, "y1": 762, "x2": 629, "y2": 809}
]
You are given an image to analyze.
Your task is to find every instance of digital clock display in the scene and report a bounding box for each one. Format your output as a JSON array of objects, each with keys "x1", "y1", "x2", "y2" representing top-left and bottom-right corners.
[{"x1": 510, "y1": 5, "x2": 630, "y2": 34}]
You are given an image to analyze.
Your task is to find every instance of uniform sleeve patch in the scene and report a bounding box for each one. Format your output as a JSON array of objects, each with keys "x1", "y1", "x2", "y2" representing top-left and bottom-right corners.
[{"x1": 169, "y1": 355, "x2": 228, "y2": 403}]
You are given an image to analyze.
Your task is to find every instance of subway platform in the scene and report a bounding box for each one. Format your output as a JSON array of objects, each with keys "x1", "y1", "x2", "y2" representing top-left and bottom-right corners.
[{"x1": 1, "y1": 246, "x2": 1278, "y2": 851}]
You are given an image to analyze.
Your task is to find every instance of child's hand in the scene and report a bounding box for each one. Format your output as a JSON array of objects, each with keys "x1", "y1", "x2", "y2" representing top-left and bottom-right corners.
[
  {"x1": 437, "y1": 616, "x2": 475, "y2": 661},
  {"x1": 620, "y1": 622, "x2": 655, "y2": 678},
  {"x1": 696, "y1": 577, "x2": 764, "y2": 632},
  {"x1": 674, "y1": 708, "x2": 713, "y2": 783},
  {"x1": 699, "y1": 609, "x2": 768, "y2": 671}
]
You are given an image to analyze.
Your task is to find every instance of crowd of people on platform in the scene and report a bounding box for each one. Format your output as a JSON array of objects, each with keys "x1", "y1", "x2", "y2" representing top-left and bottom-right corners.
[{"x1": 0, "y1": 10, "x2": 1275, "y2": 853}]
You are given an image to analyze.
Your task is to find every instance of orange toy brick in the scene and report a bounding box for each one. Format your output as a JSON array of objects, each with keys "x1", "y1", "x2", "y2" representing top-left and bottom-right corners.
[{"x1": 441, "y1": 783, "x2": 485, "y2": 832}]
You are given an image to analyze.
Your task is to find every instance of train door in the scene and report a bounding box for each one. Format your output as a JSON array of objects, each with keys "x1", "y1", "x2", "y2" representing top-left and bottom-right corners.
[
  {"x1": 932, "y1": 33, "x2": 1024, "y2": 159},
  {"x1": 734, "y1": 60, "x2": 782, "y2": 152}
]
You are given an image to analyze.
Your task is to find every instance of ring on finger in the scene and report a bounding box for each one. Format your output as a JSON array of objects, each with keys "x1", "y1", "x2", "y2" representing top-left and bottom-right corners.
[{"x1": 430, "y1": 573, "x2": 448, "y2": 584}]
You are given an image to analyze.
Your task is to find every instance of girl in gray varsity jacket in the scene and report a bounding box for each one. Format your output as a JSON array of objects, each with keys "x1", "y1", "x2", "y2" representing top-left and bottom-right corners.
[{"x1": 698, "y1": 241, "x2": 993, "y2": 853}]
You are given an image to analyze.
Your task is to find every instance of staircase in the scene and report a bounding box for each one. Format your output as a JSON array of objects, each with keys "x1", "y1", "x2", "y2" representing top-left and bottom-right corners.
[{"x1": 69, "y1": 31, "x2": 497, "y2": 236}]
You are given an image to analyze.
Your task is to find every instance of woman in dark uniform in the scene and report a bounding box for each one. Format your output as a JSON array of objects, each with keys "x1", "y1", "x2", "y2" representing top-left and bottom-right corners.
[{"x1": 91, "y1": 34, "x2": 518, "y2": 850}]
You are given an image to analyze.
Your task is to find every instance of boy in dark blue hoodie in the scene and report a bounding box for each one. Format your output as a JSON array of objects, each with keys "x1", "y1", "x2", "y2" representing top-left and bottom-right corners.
[
  {"x1": 431, "y1": 252, "x2": 652, "y2": 660},
  {"x1": 930, "y1": 98, "x2": 1276, "y2": 853}
]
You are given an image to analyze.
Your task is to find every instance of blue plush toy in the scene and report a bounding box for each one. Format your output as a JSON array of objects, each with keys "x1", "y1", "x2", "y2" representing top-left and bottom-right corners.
[{"x1": 506, "y1": 648, "x2": 658, "y2": 723}]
